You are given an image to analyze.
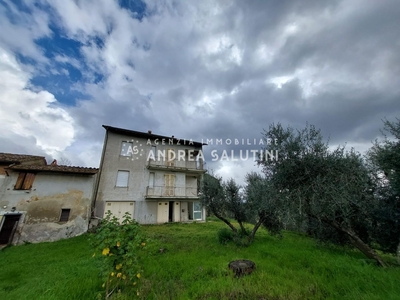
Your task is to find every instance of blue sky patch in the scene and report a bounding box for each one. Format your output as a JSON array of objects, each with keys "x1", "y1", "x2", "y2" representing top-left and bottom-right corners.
[{"x1": 119, "y1": 0, "x2": 147, "y2": 20}]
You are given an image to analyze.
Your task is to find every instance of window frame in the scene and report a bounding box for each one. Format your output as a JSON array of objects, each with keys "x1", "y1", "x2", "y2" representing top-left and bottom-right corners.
[
  {"x1": 116, "y1": 170, "x2": 130, "y2": 188},
  {"x1": 120, "y1": 141, "x2": 134, "y2": 157},
  {"x1": 59, "y1": 208, "x2": 71, "y2": 222},
  {"x1": 14, "y1": 172, "x2": 36, "y2": 190}
]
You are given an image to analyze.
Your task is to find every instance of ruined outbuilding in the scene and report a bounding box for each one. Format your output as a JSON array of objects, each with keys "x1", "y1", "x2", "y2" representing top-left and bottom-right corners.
[{"x1": 0, "y1": 153, "x2": 98, "y2": 245}]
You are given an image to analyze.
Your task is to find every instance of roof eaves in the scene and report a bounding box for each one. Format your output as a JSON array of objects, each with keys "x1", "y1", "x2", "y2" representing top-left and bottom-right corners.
[{"x1": 102, "y1": 125, "x2": 207, "y2": 147}]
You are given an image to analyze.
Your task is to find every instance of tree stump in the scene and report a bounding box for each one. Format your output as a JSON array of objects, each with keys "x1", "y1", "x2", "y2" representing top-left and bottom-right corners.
[{"x1": 228, "y1": 260, "x2": 256, "y2": 277}]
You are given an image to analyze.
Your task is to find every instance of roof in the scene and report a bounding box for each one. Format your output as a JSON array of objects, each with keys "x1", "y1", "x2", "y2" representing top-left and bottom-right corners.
[
  {"x1": 0, "y1": 153, "x2": 47, "y2": 165},
  {"x1": 7, "y1": 165, "x2": 98, "y2": 175},
  {"x1": 103, "y1": 125, "x2": 207, "y2": 147}
]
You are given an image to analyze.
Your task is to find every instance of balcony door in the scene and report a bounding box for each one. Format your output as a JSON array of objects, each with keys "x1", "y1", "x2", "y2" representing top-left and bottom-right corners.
[{"x1": 164, "y1": 174, "x2": 175, "y2": 196}]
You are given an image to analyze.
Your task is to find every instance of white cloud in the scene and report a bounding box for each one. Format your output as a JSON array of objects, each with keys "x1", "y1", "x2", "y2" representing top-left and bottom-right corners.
[
  {"x1": 1, "y1": 0, "x2": 399, "y2": 176},
  {"x1": 0, "y1": 0, "x2": 51, "y2": 63},
  {"x1": 0, "y1": 47, "x2": 75, "y2": 157}
]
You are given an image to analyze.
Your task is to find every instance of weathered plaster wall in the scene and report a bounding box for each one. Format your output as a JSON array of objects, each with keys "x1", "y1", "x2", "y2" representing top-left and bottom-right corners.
[
  {"x1": 95, "y1": 133, "x2": 150, "y2": 218},
  {"x1": 95, "y1": 131, "x2": 204, "y2": 223},
  {"x1": 0, "y1": 171, "x2": 96, "y2": 244}
]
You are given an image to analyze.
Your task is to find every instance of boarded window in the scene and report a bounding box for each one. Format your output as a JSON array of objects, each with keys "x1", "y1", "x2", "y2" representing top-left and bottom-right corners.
[
  {"x1": 116, "y1": 171, "x2": 129, "y2": 187},
  {"x1": 59, "y1": 209, "x2": 71, "y2": 222},
  {"x1": 14, "y1": 172, "x2": 36, "y2": 190},
  {"x1": 0, "y1": 166, "x2": 6, "y2": 175}
]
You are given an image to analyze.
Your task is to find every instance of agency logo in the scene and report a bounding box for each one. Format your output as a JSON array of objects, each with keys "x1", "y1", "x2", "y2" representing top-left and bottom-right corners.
[
  {"x1": 121, "y1": 140, "x2": 145, "y2": 161},
  {"x1": 121, "y1": 137, "x2": 279, "y2": 162}
]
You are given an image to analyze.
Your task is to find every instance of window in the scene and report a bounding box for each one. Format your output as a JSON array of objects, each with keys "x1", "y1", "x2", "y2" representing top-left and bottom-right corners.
[
  {"x1": 116, "y1": 171, "x2": 129, "y2": 187},
  {"x1": 120, "y1": 141, "x2": 133, "y2": 156},
  {"x1": 166, "y1": 148, "x2": 175, "y2": 166},
  {"x1": 193, "y1": 201, "x2": 202, "y2": 220},
  {"x1": 14, "y1": 172, "x2": 36, "y2": 190},
  {"x1": 149, "y1": 172, "x2": 155, "y2": 188},
  {"x1": 59, "y1": 209, "x2": 71, "y2": 222}
]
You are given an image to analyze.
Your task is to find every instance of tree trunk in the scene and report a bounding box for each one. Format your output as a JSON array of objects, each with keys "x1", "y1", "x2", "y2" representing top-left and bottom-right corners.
[
  {"x1": 397, "y1": 240, "x2": 400, "y2": 265},
  {"x1": 214, "y1": 212, "x2": 237, "y2": 233},
  {"x1": 248, "y1": 213, "x2": 266, "y2": 242},
  {"x1": 238, "y1": 220, "x2": 247, "y2": 234},
  {"x1": 328, "y1": 220, "x2": 387, "y2": 267}
]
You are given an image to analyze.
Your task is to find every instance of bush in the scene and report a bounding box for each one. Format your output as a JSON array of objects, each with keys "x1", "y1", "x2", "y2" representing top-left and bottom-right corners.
[
  {"x1": 217, "y1": 228, "x2": 234, "y2": 245},
  {"x1": 91, "y1": 212, "x2": 147, "y2": 299}
]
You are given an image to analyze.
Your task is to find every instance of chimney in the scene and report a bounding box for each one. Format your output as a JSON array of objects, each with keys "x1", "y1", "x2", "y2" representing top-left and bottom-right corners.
[
  {"x1": 172, "y1": 135, "x2": 174, "y2": 139},
  {"x1": 148, "y1": 130, "x2": 152, "y2": 134}
]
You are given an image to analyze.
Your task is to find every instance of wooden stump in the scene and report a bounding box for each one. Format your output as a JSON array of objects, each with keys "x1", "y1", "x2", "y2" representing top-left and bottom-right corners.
[{"x1": 228, "y1": 259, "x2": 256, "y2": 277}]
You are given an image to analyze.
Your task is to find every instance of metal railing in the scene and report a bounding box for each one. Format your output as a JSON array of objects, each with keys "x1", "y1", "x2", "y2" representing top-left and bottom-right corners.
[
  {"x1": 147, "y1": 157, "x2": 205, "y2": 170},
  {"x1": 145, "y1": 186, "x2": 199, "y2": 197}
]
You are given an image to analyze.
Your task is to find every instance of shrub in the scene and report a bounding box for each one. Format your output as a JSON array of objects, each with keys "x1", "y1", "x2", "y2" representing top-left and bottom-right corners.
[
  {"x1": 91, "y1": 212, "x2": 147, "y2": 299},
  {"x1": 217, "y1": 228, "x2": 234, "y2": 245}
]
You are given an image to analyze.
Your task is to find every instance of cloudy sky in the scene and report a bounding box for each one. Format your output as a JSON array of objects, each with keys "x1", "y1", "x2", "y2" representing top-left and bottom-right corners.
[{"x1": 1, "y1": 0, "x2": 399, "y2": 184}]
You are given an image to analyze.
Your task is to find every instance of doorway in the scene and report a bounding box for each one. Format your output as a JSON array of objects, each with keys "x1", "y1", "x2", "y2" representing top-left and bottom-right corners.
[
  {"x1": 168, "y1": 201, "x2": 174, "y2": 222},
  {"x1": 0, "y1": 214, "x2": 21, "y2": 245}
]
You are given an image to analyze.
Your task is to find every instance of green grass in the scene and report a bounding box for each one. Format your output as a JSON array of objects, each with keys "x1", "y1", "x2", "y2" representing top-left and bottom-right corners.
[
  {"x1": 1, "y1": 220, "x2": 400, "y2": 299},
  {"x1": 0, "y1": 235, "x2": 103, "y2": 300}
]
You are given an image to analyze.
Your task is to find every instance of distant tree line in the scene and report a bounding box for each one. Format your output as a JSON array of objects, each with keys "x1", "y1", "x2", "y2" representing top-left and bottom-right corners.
[{"x1": 200, "y1": 119, "x2": 400, "y2": 267}]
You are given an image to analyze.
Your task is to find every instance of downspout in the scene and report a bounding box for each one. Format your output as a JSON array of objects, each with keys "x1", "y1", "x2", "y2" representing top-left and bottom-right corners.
[{"x1": 91, "y1": 129, "x2": 109, "y2": 218}]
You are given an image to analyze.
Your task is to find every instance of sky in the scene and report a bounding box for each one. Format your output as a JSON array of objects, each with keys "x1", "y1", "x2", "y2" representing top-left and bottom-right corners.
[{"x1": 1, "y1": 0, "x2": 399, "y2": 185}]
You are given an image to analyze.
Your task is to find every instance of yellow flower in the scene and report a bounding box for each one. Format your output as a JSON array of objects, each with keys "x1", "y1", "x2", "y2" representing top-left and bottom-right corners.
[
  {"x1": 116, "y1": 264, "x2": 122, "y2": 270},
  {"x1": 141, "y1": 242, "x2": 146, "y2": 247},
  {"x1": 133, "y1": 282, "x2": 137, "y2": 286},
  {"x1": 137, "y1": 291, "x2": 140, "y2": 296},
  {"x1": 111, "y1": 272, "x2": 115, "y2": 276},
  {"x1": 102, "y1": 248, "x2": 110, "y2": 256},
  {"x1": 117, "y1": 273, "x2": 122, "y2": 278},
  {"x1": 136, "y1": 273, "x2": 141, "y2": 279},
  {"x1": 116, "y1": 241, "x2": 120, "y2": 247}
]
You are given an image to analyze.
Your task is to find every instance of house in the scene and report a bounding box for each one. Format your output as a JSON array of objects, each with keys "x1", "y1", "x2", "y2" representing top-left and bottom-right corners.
[
  {"x1": 94, "y1": 125, "x2": 207, "y2": 224},
  {"x1": 0, "y1": 153, "x2": 98, "y2": 245}
]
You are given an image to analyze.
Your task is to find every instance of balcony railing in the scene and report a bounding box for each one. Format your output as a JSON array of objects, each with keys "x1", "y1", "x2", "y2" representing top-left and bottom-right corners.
[
  {"x1": 147, "y1": 157, "x2": 205, "y2": 171},
  {"x1": 145, "y1": 186, "x2": 199, "y2": 198}
]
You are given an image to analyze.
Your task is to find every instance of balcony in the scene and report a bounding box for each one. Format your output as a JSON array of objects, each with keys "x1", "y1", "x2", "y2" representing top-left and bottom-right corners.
[
  {"x1": 147, "y1": 157, "x2": 206, "y2": 173},
  {"x1": 145, "y1": 186, "x2": 199, "y2": 199}
]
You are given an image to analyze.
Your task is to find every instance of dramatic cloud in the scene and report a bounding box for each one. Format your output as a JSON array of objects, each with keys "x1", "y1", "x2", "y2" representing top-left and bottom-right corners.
[
  {"x1": 1, "y1": 0, "x2": 399, "y2": 184},
  {"x1": 0, "y1": 48, "x2": 75, "y2": 156}
]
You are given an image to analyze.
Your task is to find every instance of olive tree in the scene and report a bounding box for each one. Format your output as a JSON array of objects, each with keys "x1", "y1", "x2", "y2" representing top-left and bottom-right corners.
[
  {"x1": 200, "y1": 173, "x2": 285, "y2": 242},
  {"x1": 259, "y1": 123, "x2": 386, "y2": 267},
  {"x1": 199, "y1": 173, "x2": 239, "y2": 233},
  {"x1": 367, "y1": 118, "x2": 400, "y2": 259},
  {"x1": 245, "y1": 172, "x2": 285, "y2": 241}
]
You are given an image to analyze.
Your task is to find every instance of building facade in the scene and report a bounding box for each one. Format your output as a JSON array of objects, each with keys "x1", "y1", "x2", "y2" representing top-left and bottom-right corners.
[
  {"x1": 94, "y1": 126, "x2": 206, "y2": 224},
  {"x1": 0, "y1": 153, "x2": 98, "y2": 245}
]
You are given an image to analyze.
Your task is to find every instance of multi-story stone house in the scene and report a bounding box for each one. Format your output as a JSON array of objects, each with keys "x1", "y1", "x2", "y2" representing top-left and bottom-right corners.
[{"x1": 94, "y1": 125, "x2": 206, "y2": 224}]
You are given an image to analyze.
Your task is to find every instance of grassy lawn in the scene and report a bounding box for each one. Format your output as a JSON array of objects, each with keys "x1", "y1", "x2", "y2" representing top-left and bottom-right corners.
[{"x1": 1, "y1": 220, "x2": 400, "y2": 299}]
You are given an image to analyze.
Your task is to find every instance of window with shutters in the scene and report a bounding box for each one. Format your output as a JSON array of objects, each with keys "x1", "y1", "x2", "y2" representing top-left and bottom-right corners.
[
  {"x1": 59, "y1": 209, "x2": 71, "y2": 222},
  {"x1": 166, "y1": 149, "x2": 175, "y2": 166},
  {"x1": 164, "y1": 174, "x2": 175, "y2": 196},
  {"x1": 14, "y1": 172, "x2": 36, "y2": 190},
  {"x1": 116, "y1": 170, "x2": 129, "y2": 187}
]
